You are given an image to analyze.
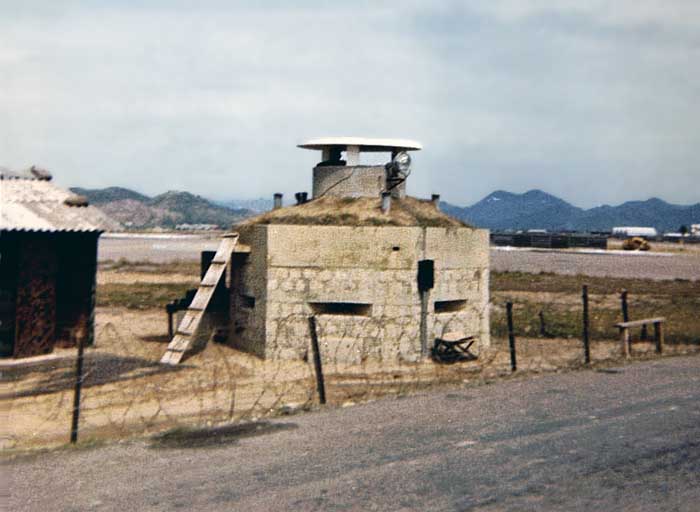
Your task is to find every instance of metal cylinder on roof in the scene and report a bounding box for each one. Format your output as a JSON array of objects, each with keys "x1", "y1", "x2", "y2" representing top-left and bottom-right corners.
[{"x1": 298, "y1": 137, "x2": 421, "y2": 199}]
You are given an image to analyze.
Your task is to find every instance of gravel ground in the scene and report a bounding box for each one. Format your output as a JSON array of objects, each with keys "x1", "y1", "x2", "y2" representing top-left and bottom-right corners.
[
  {"x1": 6, "y1": 355, "x2": 700, "y2": 511},
  {"x1": 98, "y1": 235, "x2": 700, "y2": 280}
]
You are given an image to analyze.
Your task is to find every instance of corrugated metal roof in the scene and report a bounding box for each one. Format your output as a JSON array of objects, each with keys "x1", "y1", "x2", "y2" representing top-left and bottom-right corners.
[{"x1": 1, "y1": 169, "x2": 121, "y2": 233}]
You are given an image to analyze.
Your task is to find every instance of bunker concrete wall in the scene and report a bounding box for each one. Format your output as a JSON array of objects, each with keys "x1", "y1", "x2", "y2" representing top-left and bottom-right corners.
[
  {"x1": 230, "y1": 224, "x2": 490, "y2": 364},
  {"x1": 229, "y1": 227, "x2": 268, "y2": 358}
]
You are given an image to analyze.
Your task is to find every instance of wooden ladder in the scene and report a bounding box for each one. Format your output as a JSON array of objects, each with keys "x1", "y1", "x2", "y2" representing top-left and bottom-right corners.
[{"x1": 160, "y1": 233, "x2": 238, "y2": 365}]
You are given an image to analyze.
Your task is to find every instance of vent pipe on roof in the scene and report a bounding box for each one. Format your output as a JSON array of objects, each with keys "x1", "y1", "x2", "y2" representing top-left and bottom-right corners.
[
  {"x1": 273, "y1": 193, "x2": 283, "y2": 210},
  {"x1": 294, "y1": 192, "x2": 308, "y2": 205},
  {"x1": 431, "y1": 194, "x2": 441, "y2": 210},
  {"x1": 381, "y1": 192, "x2": 391, "y2": 214},
  {"x1": 64, "y1": 195, "x2": 89, "y2": 207}
]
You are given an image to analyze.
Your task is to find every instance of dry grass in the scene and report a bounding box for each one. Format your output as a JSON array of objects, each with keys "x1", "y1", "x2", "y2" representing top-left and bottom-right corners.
[
  {"x1": 96, "y1": 260, "x2": 200, "y2": 309},
  {"x1": 492, "y1": 271, "x2": 700, "y2": 346},
  {"x1": 235, "y1": 196, "x2": 471, "y2": 228},
  {"x1": 100, "y1": 258, "x2": 200, "y2": 275}
]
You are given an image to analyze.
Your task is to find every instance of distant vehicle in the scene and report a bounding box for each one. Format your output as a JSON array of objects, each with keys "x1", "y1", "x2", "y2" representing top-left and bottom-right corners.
[
  {"x1": 692, "y1": 224, "x2": 700, "y2": 236},
  {"x1": 526, "y1": 229, "x2": 547, "y2": 234},
  {"x1": 612, "y1": 226, "x2": 657, "y2": 238},
  {"x1": 622, "y1": 237, "x2": 651, "y2": 251}
]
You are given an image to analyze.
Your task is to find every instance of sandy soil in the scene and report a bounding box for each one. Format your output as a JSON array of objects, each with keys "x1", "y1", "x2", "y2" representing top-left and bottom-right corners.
[{"x1": 97, "y1": 271, "x2": 198, "y2": 285}]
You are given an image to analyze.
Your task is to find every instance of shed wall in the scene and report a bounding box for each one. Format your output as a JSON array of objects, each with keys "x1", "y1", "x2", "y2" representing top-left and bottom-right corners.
[
  {"x1": 14, "y1": 235, "x2": 57, "y2": 357},
  {"x1": 0, "y1": 232, "x2": 98, "y2": 358}
]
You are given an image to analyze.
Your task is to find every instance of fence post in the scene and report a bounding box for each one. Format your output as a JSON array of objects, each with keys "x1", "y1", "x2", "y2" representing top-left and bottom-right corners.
[
  {"x1": 641, "y1": 324, "x2": 648, "y2": 341},
  {"x1": 654, "y1": 321, "x2": 664, "y2": 354},
  {"x1": 308, "y1": 316, "x2": 326, "y2": 405},
  {"x1": 582, "y1": 285, "x2": 591, "y2": 364},
  {"x1": 620, "y1": 289, "x2": 629, "y2": 322},
  {"x1": 70, "y1": 334, "x2": 86, "y2": 444},
  {"x1": 538, "y1": 310, "x2": 546, "y2": 337},
  {"x1": 166, "y1": 303, "x2": 174, "y2": 339},
  {"x1": 506, "y1": 302, "x2": 517, "y2": 372}
]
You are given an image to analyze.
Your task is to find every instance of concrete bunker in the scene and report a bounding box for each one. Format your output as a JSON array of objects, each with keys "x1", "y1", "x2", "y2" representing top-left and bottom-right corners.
[{"x1": 162, "y1": 138, "x2": 490, "y2": 365}]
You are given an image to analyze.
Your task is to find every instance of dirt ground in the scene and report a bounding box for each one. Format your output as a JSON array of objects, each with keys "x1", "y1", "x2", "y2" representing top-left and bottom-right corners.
[{"x1": 2, "y1": 259, "x2": 698, "y2": 452}]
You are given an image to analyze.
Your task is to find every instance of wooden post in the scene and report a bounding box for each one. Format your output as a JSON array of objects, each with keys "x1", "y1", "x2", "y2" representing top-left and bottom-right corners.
[
  {"x1": 538, "y1": 310, "x2": 546, "y2": 337},
  {"x1": 620, "y1": 327, "x2": 630, "y2": 358},
  {"x1": 620, "y1": 289, "x2": 629, "y2": 323},
  {"x1": 654, "y1": 321, "x2": 664, "y2": 354},
  {"x1": 308, "y1": 316, "x2": 326, "y2": 405},
  {"x1": 167, "y1": 305, "x2": 174, "y2": 339},
  {"x1": 70, "y1": 333, "x2": 86, "y2": 444},
  {"x1": 506, "y1": 302, "x2": 517, "y2": 372},
  {"x1": 582, "y1": 285, "x2": 591, "y2": 364}
]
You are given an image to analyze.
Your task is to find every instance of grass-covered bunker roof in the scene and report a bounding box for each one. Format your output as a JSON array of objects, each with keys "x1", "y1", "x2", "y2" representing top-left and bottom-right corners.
[{"x1": 235, "y1": 196, "x2": 472, "y2": 229}]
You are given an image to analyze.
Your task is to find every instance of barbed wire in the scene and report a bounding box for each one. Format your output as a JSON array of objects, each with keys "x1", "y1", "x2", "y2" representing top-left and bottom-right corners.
[{"x1": 2, "y1": 287, "x2": 698, "y2": 450}]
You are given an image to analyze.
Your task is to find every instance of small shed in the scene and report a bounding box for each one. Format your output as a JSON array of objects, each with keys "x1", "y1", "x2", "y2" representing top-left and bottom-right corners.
[{"x1": 0, "y1": 167, "x2": 119, "y2": 358}]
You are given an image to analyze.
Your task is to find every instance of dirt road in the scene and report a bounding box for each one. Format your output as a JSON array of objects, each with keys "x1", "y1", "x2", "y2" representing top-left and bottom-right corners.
[
  {"x1": 491, "y1": 247, "x2": 700, "y2": 281},
  {"x1": 99, "y1": 233, "x2": 220, "y2": 263},
  {"x1": 6, "y1": 355, "x2": 699, "y2": 511}
]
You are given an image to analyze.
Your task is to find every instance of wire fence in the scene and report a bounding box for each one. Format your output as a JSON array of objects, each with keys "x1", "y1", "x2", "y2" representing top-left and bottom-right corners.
[{"x1": 2, "y1": 282, "x2": 699, "y2": 451}]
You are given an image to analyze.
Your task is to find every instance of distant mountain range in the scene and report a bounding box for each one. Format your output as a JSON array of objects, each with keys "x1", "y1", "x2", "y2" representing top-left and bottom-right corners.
[
  {"x1": 442, "y1": 190, "x2": 699, "y2": 232},
  {"x1": 72, "y1": 186, "x2": 698, "y2": 232},
  {"x1": 71, "y1": 187, "x2": 252, "y2": 229}
]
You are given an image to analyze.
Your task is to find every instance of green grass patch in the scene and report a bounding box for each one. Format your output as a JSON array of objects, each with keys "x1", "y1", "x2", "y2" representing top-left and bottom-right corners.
[
  {"x1": 97, "y1": 282, "x2": 195, "y2": 309},
  {"x1": 492, "y1": 271, "x2": 700, "y2": 297},
  {"x1": 100, "y1": 258, "x2": 200, "y2": 275}
]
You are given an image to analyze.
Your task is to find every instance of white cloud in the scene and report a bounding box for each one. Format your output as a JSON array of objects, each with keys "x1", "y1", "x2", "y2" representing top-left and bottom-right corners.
[{"x1": 1, "y1": 2, "x2": 698, "y2": 207}]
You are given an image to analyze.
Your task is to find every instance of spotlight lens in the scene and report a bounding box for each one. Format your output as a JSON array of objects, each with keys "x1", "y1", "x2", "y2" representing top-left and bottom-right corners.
[{"x1": 393, "y1": 151, "x2": 411, "y2": 173}]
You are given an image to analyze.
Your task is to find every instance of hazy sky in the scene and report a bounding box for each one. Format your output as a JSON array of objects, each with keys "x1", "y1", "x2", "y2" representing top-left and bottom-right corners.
[{"x1": 2, "y1": 1, "x2": 699, "y2": 207}]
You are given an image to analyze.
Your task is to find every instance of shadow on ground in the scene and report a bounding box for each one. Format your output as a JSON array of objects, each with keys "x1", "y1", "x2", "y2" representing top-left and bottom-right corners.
[
  {"x1": 1, "y1": 353, "x2": 183, "y2": 399},
  {"x1": 138, "y1": 334, "x2": 171, "y2": 343},
  {"x1": 150, "y1": 421, "x2": 298, "y2": 449}
]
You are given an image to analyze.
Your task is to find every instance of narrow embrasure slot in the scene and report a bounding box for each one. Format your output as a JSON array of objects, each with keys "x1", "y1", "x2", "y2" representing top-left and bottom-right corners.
[
  {"x1": 309, "y1": 302, "x2": 372, "y2": 316},
  {"x1": 435, "y1": 299, "x2": 467, "y2": 313}
]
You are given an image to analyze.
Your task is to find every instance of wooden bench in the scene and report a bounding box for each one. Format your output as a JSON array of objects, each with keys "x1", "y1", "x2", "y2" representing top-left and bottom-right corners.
[{"x1": 614, "y1": 317, "x2": 665, "y2": 358}]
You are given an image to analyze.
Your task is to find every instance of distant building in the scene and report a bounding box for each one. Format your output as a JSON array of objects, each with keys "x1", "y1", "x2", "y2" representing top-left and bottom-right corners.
[
  {"x1": 175, "y1": 223, "x2": 220, "y2": 231},
  {"x1": 0, "y1": 167, "x2": 119, "y2": 358},
  {"x1": 612, "y1": 227, "x2": 658, "y2": 238},
  {"x1": 691, "y1": 224, "x2": 700, "y2": 236}
]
